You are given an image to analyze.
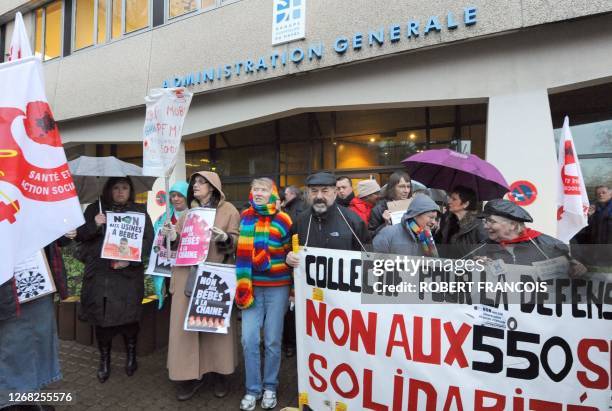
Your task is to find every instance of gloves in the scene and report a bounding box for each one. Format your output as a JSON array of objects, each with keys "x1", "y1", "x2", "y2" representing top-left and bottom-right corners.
[
  {"x1": 161, "y1": 222, "x2": 177, "y2": 242},
  {"x1": 210, "y1": 226, "x2": 228, "y2": 243}
]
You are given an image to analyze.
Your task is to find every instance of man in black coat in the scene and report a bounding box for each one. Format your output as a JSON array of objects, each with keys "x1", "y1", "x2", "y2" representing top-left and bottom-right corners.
[
  {"x1": 282, "y1": 185, "x2": 305, "y2": 224},
  {"x1": 286, "y1": 172, "x2": 369, "y2": 266}
]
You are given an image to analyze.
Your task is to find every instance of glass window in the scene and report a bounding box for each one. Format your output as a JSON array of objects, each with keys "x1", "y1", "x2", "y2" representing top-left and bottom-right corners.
[
  {"x1": 125, "y1": 0, "x2": 149, "y2": 33},
  {"x1": 429, "y1": 106, "x2": 455, "y2": 125},
  {"x1": 280, "y1": 142, "x2": 309, "y2": 174},
  {"x1": 35, "y1": 1, "x2": 62, "y2": 61},
  {"x1": 553, "y1": 119, "x2": 612, "y2": 156},
  {"x1": 97, "y1": 0, "x2": 107, "y2": 43},
  {"x1": 75, "y1": 0, "x2": 95, "y2": 49},
  {"x1": 215, "y1": 146, "x2": 276, "y2": 177},
  {"x1": 169, "y1": 0, "x2": 198, "y2": 18},
  {"x1": 201, "y1": 0, "x2": 215, "y2": 8},
  {"x1": 45, "y1": 1, "x2": 62, "y2": 59},
  {"x1": 578, "y1": 158, "x2": 612, "y2": 197},
  {"x1": 35, "y1": 9, "x2": 43, "y2": 57},
  {"x1": 112, "y1": 0, "x2": 122, "y2": 38}
]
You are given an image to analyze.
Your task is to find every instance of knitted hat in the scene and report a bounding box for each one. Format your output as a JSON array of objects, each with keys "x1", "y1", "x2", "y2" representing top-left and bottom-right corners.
[{"x1": 357, "y1": 179, "x2": 381, "y2": 198}]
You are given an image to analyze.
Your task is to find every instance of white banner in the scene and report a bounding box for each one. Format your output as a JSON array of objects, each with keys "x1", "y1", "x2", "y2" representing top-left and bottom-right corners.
[
  {"x1": 0, "y1": 56, "x2": 84, "y2": 286},
  {"x1": 295, "y1": 247, "x2": 610, "y2": 410},
  {"x1": 184, "y1": 263, "x2": 236, "y2": 334},
  {"x1": 142, "y1": 88, "x2": 193, "y2": 177},
  {"x1": 101, "y1": 212, "x2": 146, "y2": 262}
]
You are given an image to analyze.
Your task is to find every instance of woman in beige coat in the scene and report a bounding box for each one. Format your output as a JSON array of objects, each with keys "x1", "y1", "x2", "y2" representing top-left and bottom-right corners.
[{"x1": 162, "y1": 171, "x2": 240, "y2": 401}]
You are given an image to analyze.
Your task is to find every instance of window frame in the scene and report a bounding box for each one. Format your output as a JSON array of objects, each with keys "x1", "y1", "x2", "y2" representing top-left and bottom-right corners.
[
  {"x1": 71, "y1": 0, "x2": 152, "y2": 52},
  {"x1": 35, "y1": 0, "x2": 65, "y2": 61}
]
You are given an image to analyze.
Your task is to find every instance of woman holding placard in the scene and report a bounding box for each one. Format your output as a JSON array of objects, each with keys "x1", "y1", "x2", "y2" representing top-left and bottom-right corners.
[
  {"x1": 236, "y1": 178, "x2": 293, "y2": 411},
  {"x1": 75, "y1": 177, "x2": 153, "y2": 383},
  {"x1": 164, "y1": 171, "x2": 240, "y2": 401}
]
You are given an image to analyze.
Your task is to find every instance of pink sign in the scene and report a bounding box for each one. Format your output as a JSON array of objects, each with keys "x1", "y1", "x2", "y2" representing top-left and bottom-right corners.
[{"x1": 174, "y1": 208, "x2": 216, "y2": 266}]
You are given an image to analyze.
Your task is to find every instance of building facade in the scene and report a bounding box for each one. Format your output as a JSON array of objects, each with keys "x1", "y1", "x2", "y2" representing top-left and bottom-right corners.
[{"x1": 1, "y1": 0, "x2": 611, "y2": 234}]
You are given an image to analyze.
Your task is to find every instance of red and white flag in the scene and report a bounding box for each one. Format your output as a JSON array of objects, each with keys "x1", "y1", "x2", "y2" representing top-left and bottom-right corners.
[
  {"x1": 556, "y1": 116, "x2": 589, "y2": 243},
  {"x1": 0, "y1": 18, "x2": 84, "y2": 286},
  {"x1": 8, "y1": 12, "x2": 32, "y2": 61}
]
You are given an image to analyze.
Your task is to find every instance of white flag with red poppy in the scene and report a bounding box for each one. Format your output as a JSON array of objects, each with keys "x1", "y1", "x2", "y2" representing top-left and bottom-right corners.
[
  {"x1": 0, "y1": 56, "x2": 84, "y2": 286},
  {"x1": 556, "y1": 116, "x2": 589, "y2": 243}
]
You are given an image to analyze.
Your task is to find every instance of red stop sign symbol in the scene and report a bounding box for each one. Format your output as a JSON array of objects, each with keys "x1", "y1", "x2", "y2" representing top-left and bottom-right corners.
[{"x1": 508, "y1": 180, "x2": 538, "y2": 206}]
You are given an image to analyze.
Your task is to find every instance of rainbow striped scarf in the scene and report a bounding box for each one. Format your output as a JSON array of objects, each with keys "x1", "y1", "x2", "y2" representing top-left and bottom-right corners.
[
  {"x1": 235, "y1": 185, "x2": 292, "y2": 309},
  {"x1": 407, "y1": 218, "x2": 439, "y2": 258}
]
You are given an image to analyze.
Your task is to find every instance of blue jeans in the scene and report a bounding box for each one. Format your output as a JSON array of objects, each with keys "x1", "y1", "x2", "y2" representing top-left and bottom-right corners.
[{"x1": 241, "y1": 286, "x2": 290, "y2": 396}]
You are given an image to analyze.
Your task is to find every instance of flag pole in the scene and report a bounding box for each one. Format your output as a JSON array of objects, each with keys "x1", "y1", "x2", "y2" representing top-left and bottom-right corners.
[{"x1": 165, "y1": 176, "x2": 171, "y2": 254}]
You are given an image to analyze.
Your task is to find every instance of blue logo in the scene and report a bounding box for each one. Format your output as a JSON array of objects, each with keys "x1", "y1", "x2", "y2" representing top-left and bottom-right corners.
[{"x1": 276, "y1": 0, "x2": 302, "y2": 23}]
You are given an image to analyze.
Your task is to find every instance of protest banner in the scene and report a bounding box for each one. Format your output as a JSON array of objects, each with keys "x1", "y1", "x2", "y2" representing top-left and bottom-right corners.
[
  {"x1": 145, "y1": 229, "x2": 176, "y2": 277},
  {"x1": 0, "y1": 56, "x2": 84, "y2": 286},
  {"x1": 14, "y1": 250, "x2": 55, "y2": 303},
  {"x1": 142, "y1": 88, "x2": 193, "y2": 178},
  {"x1": 295, "y1": 247, "x2": 610, "y2": 410},
  {"x1": 174, "y1": 208, "x2": 216, "y2": 266},
  {"x1": 101, "y1": 212, "x2": 146, "y2": 262},
  {"x1": 184, "y1": 263, "x2": 236, "y2": 334}
]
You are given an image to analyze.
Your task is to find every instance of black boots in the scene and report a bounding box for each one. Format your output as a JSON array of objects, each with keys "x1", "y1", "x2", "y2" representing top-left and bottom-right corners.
[
  {"x1": 125, "y1": 335, "x2": 138, "y2": 376},
  {"x1": 97, "y1": 342, "x2": 111, "y2": 383}
]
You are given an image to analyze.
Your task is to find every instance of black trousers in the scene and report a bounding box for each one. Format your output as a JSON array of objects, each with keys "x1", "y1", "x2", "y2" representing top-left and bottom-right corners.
[{"x1": 95, "y1": 322, "x2": 139, "y2": 346}]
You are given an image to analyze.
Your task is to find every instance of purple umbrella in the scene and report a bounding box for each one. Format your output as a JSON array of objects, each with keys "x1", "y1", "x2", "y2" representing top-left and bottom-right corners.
[{"x1": 401, "y1": 149, "x2": 509, "y2": 201}]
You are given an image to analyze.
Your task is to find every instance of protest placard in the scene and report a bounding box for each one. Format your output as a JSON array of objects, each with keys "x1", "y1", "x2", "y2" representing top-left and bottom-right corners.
[
  {"x1": 101, "y1": 212, "x2": 146, "y2": 262},
  {"x1": 174, "y1": 208, "x2": 216, "y2": 266},
  {"x1": 145, "y1": 229, "x2": 176, "y2": 277},
  {"x1": 14, "y1": 250, "x2": 55, "y2": 303},
  {"x1": 184, "y1": 263, "x2": 236, "y2": 334},
  {"x1": 142, "y1": 88, "x2": 193, "y2": 178},
  {"x1": 387, "y1": 199, "x2": 412, "y2": 225},
  {"x1": 294, "y1": 247, "x2": 610, "y2": 410}
]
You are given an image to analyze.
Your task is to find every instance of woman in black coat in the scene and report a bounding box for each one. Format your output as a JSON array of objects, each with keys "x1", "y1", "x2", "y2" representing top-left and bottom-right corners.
[
  {"x1": 436, "y1": 186, "x2": 488, "y2": 259},
  {"x1": 76, "y1": 177, "x2": 153, "y2": 383}
]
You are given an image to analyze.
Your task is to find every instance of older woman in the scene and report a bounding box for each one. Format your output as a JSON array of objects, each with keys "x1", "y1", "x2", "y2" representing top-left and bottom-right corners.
[
  {"x1": 76, "y1": 177, "x2": 154, "y2": 383},
  {"x1": 437, "y1": 185, "x2": 488, "y2": 259},
  {"x1": 236, "y1": 178, "x2": 292, "y2": 411},
  {"x1": 373, "y1": 194, "x2": 440, "y2": 256},
  {"x1": 368, "y1": 171, "x2": 412, "y2": 238},
  {"x1": 477, "y1": 199, "x2": 586, "y2": 277},
  {"x1": 164, "y1": 171, "x2": 240, "y2": 401}
]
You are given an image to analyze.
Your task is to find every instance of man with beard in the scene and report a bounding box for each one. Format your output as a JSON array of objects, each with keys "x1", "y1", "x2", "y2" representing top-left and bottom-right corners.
[
  {"x1": 286, "y1": 172, "x2": 368, "y2": 268},
  {"x1": 335, "y1": 176, "x2": 355, "y2": 207}
]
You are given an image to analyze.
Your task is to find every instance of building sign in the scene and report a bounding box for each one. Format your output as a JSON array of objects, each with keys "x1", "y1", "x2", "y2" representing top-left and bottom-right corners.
[
  {"x1": 162, "y1": 6, "x2": 477, "y2": 88},
  {"x1": 272, "y1": 0, "x2": 306, "y2": 46}
]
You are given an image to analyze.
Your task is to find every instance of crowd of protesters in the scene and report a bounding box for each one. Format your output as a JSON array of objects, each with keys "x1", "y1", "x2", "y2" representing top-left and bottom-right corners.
[{"x1": 1, "y1": 168, "x2": 608, "y2": 411}]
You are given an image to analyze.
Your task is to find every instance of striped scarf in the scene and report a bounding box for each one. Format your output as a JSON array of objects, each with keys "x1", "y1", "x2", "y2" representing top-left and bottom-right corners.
[
  {"x1": 407, "y1": 218, "x2": 439, "y2": 258},
  {"x1": 235, "y1": 185, "x2": 292, "y2": 309}
]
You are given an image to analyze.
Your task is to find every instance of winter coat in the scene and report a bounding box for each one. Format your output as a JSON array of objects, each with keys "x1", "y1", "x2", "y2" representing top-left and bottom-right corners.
[
  {"x1": 372, "y1": 215, "x2": 422, "y2": 256},
  {"x1": 167, "y1": 171, "x2": 240, "y2": 381},
  {"x1": 482, "y1": 233, "x2": 570, "y2": 266},
  {"x1": 349, "y1": 197, "x2": 375, "y2": 224},
  {"x1": 76, "y1": 202, "x2": 154, "y2": 327},
  {"x1": 438, "y1": 212, "x2": 488, "y2": 259},
  {"x1": 291, "y1": 204, "x2": 368, "y2": 251},
  {"x1": 336, "y1": 192, "x2": 354, "y2": 208},
  {"x1": 283, "y1": 197, "x2": 305, "y2": 224},
  {"x1": 368, "y1": 199, "x2": 390, "y2": 239}
]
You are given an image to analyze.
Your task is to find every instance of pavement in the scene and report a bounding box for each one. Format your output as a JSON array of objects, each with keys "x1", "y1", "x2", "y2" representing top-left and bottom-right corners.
[{"x1": 47, "y1": 340, "x2": 299, "y2": 410}]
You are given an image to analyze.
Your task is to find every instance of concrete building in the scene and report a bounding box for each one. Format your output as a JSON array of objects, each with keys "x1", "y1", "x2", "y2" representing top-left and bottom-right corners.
[{"x1": 1, "y1": 0, "x2": 611, "y2": 234}]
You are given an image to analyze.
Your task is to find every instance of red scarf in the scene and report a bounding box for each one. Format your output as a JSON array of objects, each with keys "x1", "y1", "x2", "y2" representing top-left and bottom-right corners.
[{"x1": 500, "y1": 228, "x2": 542, "y2": 246}]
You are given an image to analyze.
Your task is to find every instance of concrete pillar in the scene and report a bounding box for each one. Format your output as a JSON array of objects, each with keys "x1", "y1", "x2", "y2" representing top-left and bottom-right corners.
[{"x1": 486, "y1": 90, "x2": 558, "y2": 236}]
